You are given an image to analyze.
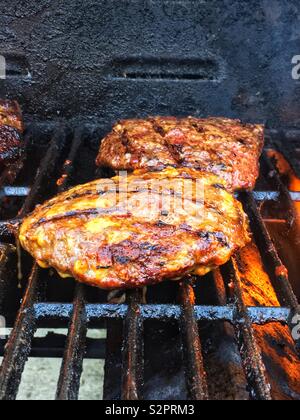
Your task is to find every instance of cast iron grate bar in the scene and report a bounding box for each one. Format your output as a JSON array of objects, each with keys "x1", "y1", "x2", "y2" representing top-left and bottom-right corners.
[
  {"x1": 55, "y1": 128, "x2": 88, "y2": 401},
  {"x1": 179, "y1": 279, "x2": 209, "y2": 400},
  {"x1": 0, "y1": 127, "x2": 67, "y2": 400},
  {"x1": 241, "y1": 192, "x2": 299, "y2": 313},
  {"x1": 0, "y1": 264, "x2": 41, "y2": 400},
  {"x1": 241, "y1": 148, "x2": 300, "y2": 344},
  {"x1": 56, "y1": 283, "x2": 87, "y2": 400},
  {"x1": 33, "y1": 302, "x2": 291, "y2": 324},
  {"x1": 223, "y1": 259, "x2": 272, "y2": 400},
  {"x1": 121, "y1": 289, "x2": 144, "y2": 400},
  {"x1": 262, "y1": 153, "x2": 296, "y2": 226},
  {"x1": 19, "y1": 126, "x2": 66, "y2": 217}
]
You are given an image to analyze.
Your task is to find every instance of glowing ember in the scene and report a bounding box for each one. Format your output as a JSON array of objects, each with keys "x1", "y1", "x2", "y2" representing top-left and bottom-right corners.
[
  {"x1": 265, "y1": 150, "x2": 300, "y2": 299},
  {"x1": 235, "y1": 242, "x2": 300, "y2": 399}
]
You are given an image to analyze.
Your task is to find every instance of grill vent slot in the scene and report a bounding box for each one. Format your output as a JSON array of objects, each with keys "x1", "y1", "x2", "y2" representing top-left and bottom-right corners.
[
  {"x1": 108, "y1": 56, "x2": 223, "y2": 82},
  {"x1": 0, "y1": 53, "x2": 31, "y2": 80}
]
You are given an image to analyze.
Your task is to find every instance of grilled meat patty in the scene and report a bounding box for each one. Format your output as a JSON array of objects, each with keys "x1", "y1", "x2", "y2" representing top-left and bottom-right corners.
[
  {"x1": 0, "y1": 100, "x2": 24, "y2": 165},
  {"x1": 96, "y1": 117, "x2": 264, "y2": 191},
  {"x1": 20, "y1": 167, "x2": 251, "y2": 289}
]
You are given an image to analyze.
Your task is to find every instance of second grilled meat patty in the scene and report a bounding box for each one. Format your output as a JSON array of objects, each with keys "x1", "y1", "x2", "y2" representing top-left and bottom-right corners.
[
  {"x1": 20, "y1": 167, "x2": 251, "y2": 289},
  {"x1": 96, "y1": 117, "x2": 264, "y2": 192},
  {"x1": 0, "y1": 100, "x2": 24, "y2": 165}
]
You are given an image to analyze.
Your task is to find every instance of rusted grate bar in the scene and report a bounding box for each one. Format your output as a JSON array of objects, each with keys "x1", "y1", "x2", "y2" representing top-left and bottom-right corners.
[
  {"x1": 179, "y1": 279, "x2": 208, "y2": 400},
  {"x1": 0, "y1": 263, "x2": 42, "y2": 400},
  {"x1": 19, "y1": 125, "x2": 67, "y2": 217},
  {"x1": 55, "y1": 128, "x2": 88, "y2": 401},
  {"x1": 0, "y1": 128, "x2": 66, "y2": 400},
  {"x1": 223, "y1": 259, "x2": 272, "y2": 400},
  {"x1": 56, "y1": 284, "x2": 87, "y2": 400},
  {"x1": 121, "y1": 289, "x2": 144, "y2": 400},
  {"x1": 241, "y1": 192, "x2": 299, "y2": 312}
]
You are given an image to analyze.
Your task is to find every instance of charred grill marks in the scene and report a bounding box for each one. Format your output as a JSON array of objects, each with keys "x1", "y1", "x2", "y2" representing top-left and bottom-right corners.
[
  {"x1": 96, "y1": 117, "x2": 264, "y2": 191},
  {"x1": 213, "y1": 183, "x2": 226, "y2": 190},
  {"x1": 196, "y1": 230, "x2": 229, "y2": 247},
  {"x1": 20, "y1": 168, "x2": 251, "y2": 289},
  {"x1": 33, "y1": 208, "x2": 111, "y2": 227}
]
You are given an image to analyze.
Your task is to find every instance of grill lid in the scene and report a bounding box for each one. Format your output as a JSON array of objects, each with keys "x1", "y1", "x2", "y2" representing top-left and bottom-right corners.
[{"x1": 1, "y1": 1, "x2": 300, "y2": 127}]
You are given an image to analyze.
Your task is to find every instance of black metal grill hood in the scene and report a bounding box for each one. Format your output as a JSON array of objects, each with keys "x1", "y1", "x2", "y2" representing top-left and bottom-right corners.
[{"x1": 0, "y1": 0, "x2": 300, "y2": 129}]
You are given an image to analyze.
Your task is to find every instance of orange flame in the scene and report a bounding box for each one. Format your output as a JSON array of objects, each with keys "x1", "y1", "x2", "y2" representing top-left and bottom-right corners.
[{"x1": 235, "y1": 152, "x2": 300, "y2": 398}]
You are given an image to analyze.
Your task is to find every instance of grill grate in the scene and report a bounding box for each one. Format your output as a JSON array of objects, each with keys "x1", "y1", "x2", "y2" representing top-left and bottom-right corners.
[{"x1": 0, "y1": 124, "x2": 299, "y2": 400}]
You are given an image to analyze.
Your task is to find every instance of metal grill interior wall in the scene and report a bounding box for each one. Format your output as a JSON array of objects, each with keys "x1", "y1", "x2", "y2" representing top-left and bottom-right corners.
[{"x1": 0, "y1": 1, "x2": 300, "y2": 128}]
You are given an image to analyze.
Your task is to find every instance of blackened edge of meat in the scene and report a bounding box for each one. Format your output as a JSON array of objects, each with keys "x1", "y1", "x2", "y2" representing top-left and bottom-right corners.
[{"x1": 0, "y1": 125, "x2": 24, "y2": 164}]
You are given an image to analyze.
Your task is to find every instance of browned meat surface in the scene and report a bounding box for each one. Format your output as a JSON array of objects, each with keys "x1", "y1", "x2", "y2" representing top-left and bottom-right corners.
[
  {"x1": 96, "y1": 117, "x2": 264, "y2": 191},
  {"x1": 0, "y1": 100, "x2": 24, "y2": 165},
  {"x1": 20, "y1": 167, "x2": 251, "y2": 289}
]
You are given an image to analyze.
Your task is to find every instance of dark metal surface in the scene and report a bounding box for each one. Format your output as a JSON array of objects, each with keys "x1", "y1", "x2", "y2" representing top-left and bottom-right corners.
[
  {"x1": 241, "y1": 192, "x2": 300, "y2": 312},
  {"x1": 0, "y1": 244, "x2": 15, "y2": 313},
  {"x1": 56, "y1": 284, "x2": 87, "y2": 400},
  {"x1": 179, "y1": 280, "x2": 208, "y2": 400},
  {"x1": 1, "y1": 1, "x2": 300, "y2": 128},
  {"x1": 0, "y1": 264, "x2": 41, "y2": 400},
  {"x1": 0, "y1": 335, "x2": 105, "y2": 360},
  {"x1": 33, "y1": 302, "x2": 291, "y2": 325},
  {"x1": 121, "y1": 290, "x2": 144, "y2": 400}
]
